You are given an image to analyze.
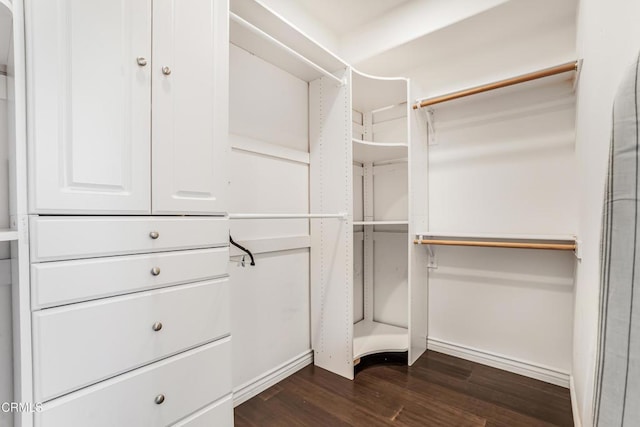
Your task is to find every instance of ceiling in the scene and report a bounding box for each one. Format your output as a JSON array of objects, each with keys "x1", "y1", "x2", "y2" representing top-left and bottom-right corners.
[
  {"x1": 257, "y1": 0, "x2": 578, "y2": 88},
  {"x1": 354, "y1": 0, "x2": 579, "y2": 75},
  {"x1": 292, "y1": 0, "x2": 412, "y2": 37}
]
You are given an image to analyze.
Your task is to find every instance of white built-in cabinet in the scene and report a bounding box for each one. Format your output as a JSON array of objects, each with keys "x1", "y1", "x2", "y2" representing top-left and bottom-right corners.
[
  {"x1": 19, "y1": 1, "x2": 233, "y2": 426},
  {"x1": 27, "y1": 0, "x2": 228, "y2": 215}
]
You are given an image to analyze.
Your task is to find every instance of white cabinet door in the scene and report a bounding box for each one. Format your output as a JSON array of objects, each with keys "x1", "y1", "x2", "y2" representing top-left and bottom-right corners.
[
  {"x1": 27, "y1": 0, "x2": 152, "y2": 214},
  {"x1": 151, "y1": 0, "x2": 228, "y2": 215}
]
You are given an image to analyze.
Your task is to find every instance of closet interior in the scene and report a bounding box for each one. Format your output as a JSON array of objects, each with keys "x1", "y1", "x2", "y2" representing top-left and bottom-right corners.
[
  {"x1": 0, "y1": 0, "x2": 602, "y2": 424},
  {"x1": 414, "y1": 61, "x2": 579, "y2": 386}
]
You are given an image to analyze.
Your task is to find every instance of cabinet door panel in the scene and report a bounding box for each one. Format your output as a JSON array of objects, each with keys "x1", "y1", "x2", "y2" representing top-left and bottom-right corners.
[
  {"x1": 27, "y1": 0, "x2": 152, "y2": 214},
  {"x1": 152, "y1": 0, "x2": 228, "y2": 215}
]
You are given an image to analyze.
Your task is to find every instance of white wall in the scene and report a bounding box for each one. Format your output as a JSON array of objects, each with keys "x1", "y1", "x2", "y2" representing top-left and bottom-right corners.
[
  {"x1": 573, "y1": 1, "x2": 640, "y2": 425},
  {"x1": 355, "y1": 0, "x2": 577, "y2": 94},
  {"x1": 229, "y1": 44, "x2": 312, "y2": 396},
  {"x1": 428, "y1": 81, "x2": 578, "y2": 235}
]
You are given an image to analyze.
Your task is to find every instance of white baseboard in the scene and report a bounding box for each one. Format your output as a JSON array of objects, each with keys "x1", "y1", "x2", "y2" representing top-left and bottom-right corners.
[
  {"x1": 427, "y1": 338, "x2": 570, "y2": 388},
  {"x1": 570, "y1": 375, "x2": 582, "y2": 427},
  {"x1": 232, "y1": 350, "x2": 313, "y2": 407}
]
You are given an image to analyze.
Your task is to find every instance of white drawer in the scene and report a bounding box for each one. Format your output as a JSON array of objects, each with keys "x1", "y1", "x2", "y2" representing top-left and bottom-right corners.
[
  {"x1": 36, "y1": 338, "x2": 232, "y2": 427},
  {"x1": 30, "y1": 216, "x2": 228, "y2": 262},
  {"x1": 33, "y1": 279, "x2": 230, "y2": 402},
  {"x1": 172, "y1": 394, "x2": 233, "y2": 427},
  {"x1": 31, "y1": 247, "x2": 229, "y2": 309}
]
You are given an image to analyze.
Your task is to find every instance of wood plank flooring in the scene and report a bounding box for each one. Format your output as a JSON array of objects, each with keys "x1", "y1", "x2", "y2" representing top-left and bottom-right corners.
[{"x1": 234, "y1": 351, "x2": 574, "y2": 426}]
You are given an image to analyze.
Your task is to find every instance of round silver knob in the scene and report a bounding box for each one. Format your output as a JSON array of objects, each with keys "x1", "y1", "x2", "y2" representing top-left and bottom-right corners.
[
  {"x1": 136, "y1": 57, "x2": 147, "y2": 66},
  {"x1": 149, "y1": 231, "x2": 159, "y2": 240},
  {"x1": 152, "y1": 322, "x2": 163, "y2": 332},
  {"x1": 151, "y1": 267, "x2": 161, "y2": 276},
  {"x1": 162, "y1": 66, "x2": 172, "y2": 76},
  {"x1": 154, "y1": 394, "x2": 165, "y2": 405}
]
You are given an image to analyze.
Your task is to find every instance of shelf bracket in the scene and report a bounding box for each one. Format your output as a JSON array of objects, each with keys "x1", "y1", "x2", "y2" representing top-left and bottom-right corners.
[
  {"x1": 425, "y1": 108, "x2": 436, "y2": 145},
  {"x1": 574, "y1": 238, "x2": 582, "y2": 260},
  {"x1": 417, "y1": 235, "x2": 438, "y2": 269}
]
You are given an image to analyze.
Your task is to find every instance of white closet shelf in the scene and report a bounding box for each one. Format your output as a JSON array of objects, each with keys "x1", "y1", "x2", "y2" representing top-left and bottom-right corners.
[
  {"x1": 352, "y1": 139, "x2": 408, "y2": 163},
  {"x1": 353, "y1": 320, "x2": 408, "y2": 360},
  {"x1": 353, "y1": 221, "x2": 408, "y2": 226},
  {"x1": 0, "y1": 229, "x2": 18, "y2": 242},
  {"x1": 229, "y1": 0, "x2": 346, "y2": 85}
]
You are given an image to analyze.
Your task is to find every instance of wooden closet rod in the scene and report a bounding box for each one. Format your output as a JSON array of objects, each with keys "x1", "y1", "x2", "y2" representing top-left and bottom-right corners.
[
  {"x1": 412, "y1": 61, "x2": 579, "y2": 109},
  {"x1": 413, "y1": 239, "x2": 576, "y2": 251}
]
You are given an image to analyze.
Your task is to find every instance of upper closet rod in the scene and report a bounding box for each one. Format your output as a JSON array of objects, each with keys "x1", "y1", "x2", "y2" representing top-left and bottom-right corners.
[
  {"x1": 412, "y1": 61, "x2": 579, "y2": 109},
  {"x1": 229, "y1": 213, "x2": 347, "y2": 220}
]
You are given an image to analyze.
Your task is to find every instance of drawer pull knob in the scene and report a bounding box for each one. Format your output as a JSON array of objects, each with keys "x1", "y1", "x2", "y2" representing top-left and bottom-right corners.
[
  {"x1": 136, "y1": 57, "x2": 147, "y2": 67},
  {"x1": 162, "y1": 66, "x2": 172, "y2": 75},
  {"x1": 151, "y1": 267, "x2": 161, "y2": 276},
  {"x1": 149, "y1": 231, "x2": 160, "y2": 239},
  {"x1": 154, "y1": 394, "x2": 165, "y2": 405},
  {"x1": 152, "y1": 322, "x2": 163, "y2": 332}
]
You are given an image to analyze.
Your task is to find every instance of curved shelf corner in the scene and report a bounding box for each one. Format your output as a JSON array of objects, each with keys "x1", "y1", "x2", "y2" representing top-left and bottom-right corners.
[
  {"x1": 352, "y1": 139, "x2": 408, "y2": 163},
  {"x1": 353, "y1": 319, "x2": 408, "y2": 360}
]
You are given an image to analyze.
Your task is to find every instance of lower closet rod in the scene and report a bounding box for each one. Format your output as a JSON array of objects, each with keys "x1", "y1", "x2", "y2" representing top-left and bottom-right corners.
[
  {"x1": 414, "y1": 239, "x2": 576, "y2": 251},
  {"x1": 229, "y1": 213, "x2": 347, "y2": 220}
]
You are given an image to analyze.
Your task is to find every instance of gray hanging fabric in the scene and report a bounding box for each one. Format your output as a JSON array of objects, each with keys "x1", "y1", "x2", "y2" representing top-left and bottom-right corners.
[{"x1": 595, "y1": 52, "x2": 640, "y2": 426}]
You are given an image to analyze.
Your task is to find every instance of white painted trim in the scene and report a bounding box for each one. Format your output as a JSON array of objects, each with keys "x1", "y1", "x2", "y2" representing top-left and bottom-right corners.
[
  {"x1": 230, "y1": 133, "x2": 310, "y2": 164},
  {"x1": 233, "y1": 350, "x2": 313, "y2": 407},
  {"x1": 427, "y1": 337, "x2": 570, "y2": 388},
  {"x1": 570, "y1": 375, "x2": 582, "y2": 427},
  {"x1": 229, "y1": 235, "x2": 310, "y2": 257}
]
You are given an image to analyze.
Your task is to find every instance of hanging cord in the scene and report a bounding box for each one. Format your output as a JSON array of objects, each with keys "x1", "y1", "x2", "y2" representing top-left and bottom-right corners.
[{"x1": 229, "y1": 235, "x2": 256, "y2": 266}]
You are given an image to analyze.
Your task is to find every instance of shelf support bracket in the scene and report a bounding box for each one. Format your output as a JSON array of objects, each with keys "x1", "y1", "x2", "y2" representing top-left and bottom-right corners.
[
  {"x1": 417, "y1": 235, "x2": 438, "y2": 269},
  {"x1": 574, "y1": 239, "x2": 582, "y2": 260},
  {"x1": 424, "y1": 108, "x2": 436, "y2": 145}
]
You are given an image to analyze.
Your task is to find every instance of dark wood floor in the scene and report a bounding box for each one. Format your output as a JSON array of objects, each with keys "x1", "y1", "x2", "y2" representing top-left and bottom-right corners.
[{"x1": 234, "y1": 351, "x2": 574, "y2": 426}]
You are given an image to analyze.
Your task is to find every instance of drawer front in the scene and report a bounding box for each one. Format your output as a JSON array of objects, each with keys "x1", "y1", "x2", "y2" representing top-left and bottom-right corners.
[
  {"x1": 33, "y1": 279, "x2": 230, "y2": 401},
  {"x1": 32, "y1": 247, "x2": 229, "y2": 309},
  {"x1": 172, "y1": 395, "x2": 233, "y2": 427},
  {"x1": 36, "y1": 338, "x2": 232, "y2": 427},
  {"x1": 30, "y1": 216, "x2": 228, "y2": 262}
]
